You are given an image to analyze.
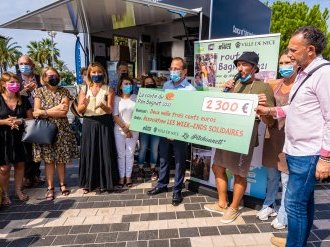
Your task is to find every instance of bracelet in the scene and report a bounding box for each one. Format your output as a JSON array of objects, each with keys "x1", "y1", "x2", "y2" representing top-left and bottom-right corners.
[
  {"x1": 320, "y1": 157, "x2": 330, "y2": 163},
  {"x1": 267, "y1": 107, "x2": 272, "y2": 116}
]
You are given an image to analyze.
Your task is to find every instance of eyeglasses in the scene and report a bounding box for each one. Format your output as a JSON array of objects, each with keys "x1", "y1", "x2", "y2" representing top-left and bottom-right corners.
[{"x1": 168, "y1": 68, "x2": 182, "y2": 72}]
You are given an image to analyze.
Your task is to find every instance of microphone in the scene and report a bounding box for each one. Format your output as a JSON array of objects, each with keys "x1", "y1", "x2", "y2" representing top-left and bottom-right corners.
[{"x1": 223, "y1": 72, "x2": 241, "y2": 92}]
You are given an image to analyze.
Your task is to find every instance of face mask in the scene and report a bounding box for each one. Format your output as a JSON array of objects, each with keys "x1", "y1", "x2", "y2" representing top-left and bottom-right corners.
[
  {"x1": 120, "y1": 73, "x2": 129, "y2": 78},
  {"x1": 48, "y1": 76, "x2": 60, "y2": 86},
  {"x1": 91, "y1": 74, "x2": 104, "y2": 83},
  {"x1": 279, "y1": 65, "x2": 294, "y2": 78},
  {"x1": 170, "y1": 70, "x2": 181, "y2": 83},
  {"x1": 19, "y1": 65, "x2": 32, "y2": 75},
  {"x1": 239, "y1": 74, "x2": 252, "y2": 83},
  {"x1": 145, "y1": 84, "x2": 156, "y2": 88},
  {"x1": 122, "y1": 85, "x2": 132, "y2": 94},
  {"x1": 6, "y1": 82, "x2": 20, "y2": 93}
]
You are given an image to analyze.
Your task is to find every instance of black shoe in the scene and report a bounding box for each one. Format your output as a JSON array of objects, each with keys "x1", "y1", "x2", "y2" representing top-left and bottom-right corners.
[
  {"x1": 172, "y1": 191, "x2": 183, "y2": 206},
  {"x1": 147, "y1": 186, "x2": 168, "y2": 195},
  {"x1": 137, "y1": 168, "x2": 145, "y2": 181}
]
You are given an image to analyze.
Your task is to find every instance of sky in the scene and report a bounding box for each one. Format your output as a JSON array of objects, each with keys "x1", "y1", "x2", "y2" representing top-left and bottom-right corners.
[{"x1": 0, "y1": 0, "x2": 329, "y2": 72}]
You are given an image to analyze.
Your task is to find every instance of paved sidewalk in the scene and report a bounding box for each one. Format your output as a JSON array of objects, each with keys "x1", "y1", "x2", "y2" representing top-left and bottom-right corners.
[{"x1": 1, "y1": 161, "x2": 330, "y2": 247}]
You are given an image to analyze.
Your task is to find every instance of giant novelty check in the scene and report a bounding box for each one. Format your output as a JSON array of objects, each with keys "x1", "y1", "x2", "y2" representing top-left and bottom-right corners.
[{"x1": 130, "y1": 88, "x2": 258, "y2": 154}]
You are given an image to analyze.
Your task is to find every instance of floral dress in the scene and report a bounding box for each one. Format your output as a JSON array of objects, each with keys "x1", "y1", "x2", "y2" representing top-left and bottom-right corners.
[{"x1": 33, "y1": 87, "x2": 78, "y2": 164}]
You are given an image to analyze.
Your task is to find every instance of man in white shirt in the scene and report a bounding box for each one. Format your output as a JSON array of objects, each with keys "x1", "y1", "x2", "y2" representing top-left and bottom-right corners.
[{"x1": 257, "y1": 26, "x2": 330, "y2": 247}]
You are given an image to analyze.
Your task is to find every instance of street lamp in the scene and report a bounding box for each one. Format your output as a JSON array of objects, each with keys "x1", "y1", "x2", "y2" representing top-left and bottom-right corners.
[{"x1": 47, "y1": 31, "x2": 57, "y2": 67}]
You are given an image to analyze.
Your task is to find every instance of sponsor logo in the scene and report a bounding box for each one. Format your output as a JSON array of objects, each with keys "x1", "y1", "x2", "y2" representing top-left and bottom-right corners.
[
  {"x1": 218, "y1": 43, "x2": 231, "y2": 50},
  {"x1": 208, "y1": 44, "x2": 214, "y2": 51},
  {"x1": 143, "y1": 126, "x2": 152, "y2": 131}
]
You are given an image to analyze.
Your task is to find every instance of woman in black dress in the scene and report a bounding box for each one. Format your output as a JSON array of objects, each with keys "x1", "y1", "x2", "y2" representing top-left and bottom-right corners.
[
  {"x1": 77, "y1": 62, "x2": 117, "y2": 193},
  {"x1": 0, "y1": 72, "x2": 32, "y2": 206}
]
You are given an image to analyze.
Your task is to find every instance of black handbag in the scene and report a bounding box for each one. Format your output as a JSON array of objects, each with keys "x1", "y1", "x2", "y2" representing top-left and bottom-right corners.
[
  {"x1": 22, "y1": 119, "x2": 58, "y2": 145},
  {"x1": 70, "y1": 85, "x2": 88, "y2": 118}
]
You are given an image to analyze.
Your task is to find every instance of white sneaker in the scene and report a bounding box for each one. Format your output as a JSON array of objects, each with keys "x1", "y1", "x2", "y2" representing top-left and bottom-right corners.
[
  {"x1": 271, "y1": 217, "x2": 286, "y2": 230},
  {"x1": 256, "y1": 207, "x2": 277, "y2": 221}
]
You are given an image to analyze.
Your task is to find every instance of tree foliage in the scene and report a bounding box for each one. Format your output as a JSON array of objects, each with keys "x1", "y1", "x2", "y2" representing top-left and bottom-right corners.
[
  {"x1": 27, "y1": 38, "x2": 60, "y2": 68},
  {"x1": 270, "y1": 1, "x2": 330, "y2": 59},
  {"x1": 0, "y1": 37, "x2": 22, "y2": 73}
]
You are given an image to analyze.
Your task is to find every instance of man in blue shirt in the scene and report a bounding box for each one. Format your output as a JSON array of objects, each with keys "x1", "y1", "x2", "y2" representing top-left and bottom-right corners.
[{"x1": 147, "y1": 57, "x2": 195, "y2": 206}]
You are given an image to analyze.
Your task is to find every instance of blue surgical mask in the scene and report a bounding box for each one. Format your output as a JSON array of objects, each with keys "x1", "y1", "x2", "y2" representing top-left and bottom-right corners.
[
  {"x1": 19, "y1": 65, "x2": 32, "y2": 75},
  {"x1": 279, "y1": 65, "x2": 294, "y2": 78},
  {"x1": 91, "y1": 74, "x2": 104, "y2": 83},
  {"x1": 122, "y1": 85, "x2": 132, "y2": 94},
  {"x1": 239, "y1": 74, "x2": 252, "y2": 83},
  {"x1": 170, "y1": 70, "x2": 181, "y2": 83}
]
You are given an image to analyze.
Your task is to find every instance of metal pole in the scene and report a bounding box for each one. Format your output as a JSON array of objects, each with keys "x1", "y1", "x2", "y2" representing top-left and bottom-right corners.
[{"x1": 48, "y1": 31, "x2": 57, "y2": 67}]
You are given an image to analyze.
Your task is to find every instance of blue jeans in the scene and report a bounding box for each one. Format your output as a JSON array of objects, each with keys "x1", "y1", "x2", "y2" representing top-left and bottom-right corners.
[
  {"x1": 157, "y1": 137, "x2": 187, "y2": 193},
  {"x1": 285, "y1": 155, "x2": 319, "y2": 247},
  {"x1": 262, "y1": 167, "x2": 288, "y2": 225},
  {"x1": 138, "y1": 133, "x2": 160, "y2": 168}
]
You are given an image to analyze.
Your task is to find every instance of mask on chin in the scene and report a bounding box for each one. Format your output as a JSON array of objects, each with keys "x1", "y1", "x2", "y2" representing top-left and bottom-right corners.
[{"x1": 239, "y1": 74, "x2": 252, "y2": 83}]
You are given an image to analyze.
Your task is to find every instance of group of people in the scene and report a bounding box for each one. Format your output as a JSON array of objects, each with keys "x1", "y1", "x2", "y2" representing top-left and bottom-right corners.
[{"x1": 0, "y1": 25, "x2": 329, "y2": 247}]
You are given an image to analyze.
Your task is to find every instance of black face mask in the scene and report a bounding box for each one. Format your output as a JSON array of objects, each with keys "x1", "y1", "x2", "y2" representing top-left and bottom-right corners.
[
  {"x1": 120, "y1": 73, "x2": 129, "y2": 78},
  {"x1": 145, "y1": 84, "x2": 156, "y2": 88},
  {"x1": 48, "y1": 76, "x2": 60, "y2": 86}
]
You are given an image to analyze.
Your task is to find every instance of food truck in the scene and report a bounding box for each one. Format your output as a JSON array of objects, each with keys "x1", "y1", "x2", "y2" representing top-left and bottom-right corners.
[{"x1": 1, "y1": 0, "x2": 273, "y2": 201}]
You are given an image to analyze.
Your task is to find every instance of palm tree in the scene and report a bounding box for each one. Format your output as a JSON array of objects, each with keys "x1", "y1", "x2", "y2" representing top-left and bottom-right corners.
[
  {"x1": 0, "y1": 37, "x2": 22, "y2": 73},
  {"x1": 27, "y1": 38, "x2": 60, "y2": 68}
]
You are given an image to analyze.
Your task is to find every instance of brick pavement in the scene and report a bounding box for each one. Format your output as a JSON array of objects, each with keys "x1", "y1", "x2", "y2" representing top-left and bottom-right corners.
[{"x1": 1, "y1": 161, "x2": 330, "y2": 247}]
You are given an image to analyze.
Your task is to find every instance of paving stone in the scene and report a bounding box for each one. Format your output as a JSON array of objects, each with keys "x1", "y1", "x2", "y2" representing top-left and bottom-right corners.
[
  {"x1": 138, "y1": 230, "x2": 158, "y2": 240},
  {"x1": 95, "y1": 232, "x2": 118, "y2": 243},
  {"x1": 308, "y1": 232, "x2": 320, "y2": 241},
  {"x1": 103, "y1": 242, "x2": 126, "y2": 247},
  {"x1": 142, "y1": 199, "x2": 159, "y2": 206},
  {"x1": 179, "y1": 227, "x2": 200, "y2": 238},
  {"x1": 158, "y1": 212, "x2": 176, "y2": 220},
  {"x1": 29, "y1": 227, "x2": 52, "y2": 237},
  {"x1": 7, "y1": 228, "x2": 31, "y2": 238},
  {"x1": 110, "y1": 201, "x2": 126, "y2": 207},
  {"x1": 184, "y1": 204, "x2": 202, "y2": 211},
  {"x1": 176, "y1": 211, "x2": 194, "y2": 219},
  {"x1": 7, "y1": 237, "x2": 35, "y2": 247},
  {"x1": 218, "y1": 225, "x2": 240, "y2": 235},
  {"x1": 193, "y1": 210, "x2": 212, "y2": 218},
  {"x1": 170, "y1": 238, "x2": 191, "y2": 247},
  {"x1": 159, "y1": 228, "x2": 179, "y2": 239},
  {"x1": 135, "y1": 194, "x2": 150, "y2": 200},
  {"x1": 149, "y1": 239, "x2": 169, "y2": 247},
  {"x1": 158, "y1": 198, "x2": 172, "y2": 205},
  {"x1": 315, "y1": 211, "x2": 330, "y2": 220},
  {"x1": 122, "y1": 214, "x2": 140, "y2": 222},
  {"x1": 76, "y1": 202, "x2": 95, "y2": 209},
  {"x1": 256, "y1": 223, "x2": 278, "y2": 233},
  {"x1": 126, "y1": 241, "x2": 148, "y2": 247},
  {"x1": 93, "y1": 201, "x2": 110, "y2": 208},
  {"x1": 125, "y1": 200, "x2": 143, "y2": 207},
  {"x1": 52, "y1": 235, "x2": 76, "y2": 245},
  {"x1": 189, "y1": 197, "x2": 206, "y2": 203},
  {"x1": 237, "y1": 224, "x2": 260, "y2": 234},
  {"x1": 89, "y1": 224, "x2": 111, "y2": 233},
  {"x1": 140, "y1": 213, "x2": 158, "y2": 221},
  {"x1": 88, "y1": 196, "x2": 106, "y2": 202},
  {"x1": 48, "y1": 226, "x2": 72, "y2": 235},
  {"x1": 70, "y1": 225, "x2": 92, "y2": 234},
  {"x1": 29, "y1": 236, "x2": 56, "y2": 246},
  {"x1": 6, "y1": 213, "x2": 28, "y2": 221},
  {"x1": 313, "y1": 230, "x2": 330, "y2": 241},
  {"x1": 74, "y1": 233, "x2": 97, "y2": 244},
  {"x1": 199, "y1": 226, "x2": 220, "y2": 236},
  {"x1": 117, "y1": 231, "x2": 138, "y2": 241},
  {"x1": 110, "y1": 223, "x2": 130, "y2": 232}
]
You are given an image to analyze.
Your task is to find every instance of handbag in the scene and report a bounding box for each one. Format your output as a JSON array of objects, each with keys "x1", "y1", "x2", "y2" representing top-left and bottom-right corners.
[
  {"x1": 22, "y1": 119, "x2": 58, "y2": 145},
  {"x1": 70, "y1": 85, "x2": 88, "y2": 118}
]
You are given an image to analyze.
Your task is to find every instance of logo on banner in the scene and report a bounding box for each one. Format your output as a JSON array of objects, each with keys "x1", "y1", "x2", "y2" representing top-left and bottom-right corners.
[{"x1": 218, "y1": 43, "x2": 231, "y2": 50}]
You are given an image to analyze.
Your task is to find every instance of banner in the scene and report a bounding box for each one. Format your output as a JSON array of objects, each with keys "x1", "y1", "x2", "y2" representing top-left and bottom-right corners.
[
  {"x1": 193, "y1": 34, "x2": 281, "y2": 90},
  {"x1": 130, "y1": 88, "x2": 258, "y2": 154}
]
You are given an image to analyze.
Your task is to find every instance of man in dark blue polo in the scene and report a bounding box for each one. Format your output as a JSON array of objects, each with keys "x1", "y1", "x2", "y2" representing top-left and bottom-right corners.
[{"x1": 147, "y1": 57, "x2": 195, "y2": 206}]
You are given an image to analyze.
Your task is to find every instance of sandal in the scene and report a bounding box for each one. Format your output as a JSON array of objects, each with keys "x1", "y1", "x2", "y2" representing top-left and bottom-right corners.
[
  {"x1": 15, "y1": 189, "x2": 29, "y2": 202},
  {"x1": 2, "y1": 192, "x2": 12, "y2": 206},
  {"x1": 59, "y1": 184, "x2": 70, "y2": 196},
  {"x1": 126, "y1": 177, "x2": 133, "y2": 188},
  {"x1": 45, "y1": 188, "x2": 55, "y2": 201},
  {"x1": 82, "y1": 188, "x2": 89, "y2": 194}
]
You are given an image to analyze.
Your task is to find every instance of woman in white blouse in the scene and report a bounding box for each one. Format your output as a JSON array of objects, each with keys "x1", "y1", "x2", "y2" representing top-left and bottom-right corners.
[{"x1": 113, "y1": 76, "x2": 138, "y2": 187}]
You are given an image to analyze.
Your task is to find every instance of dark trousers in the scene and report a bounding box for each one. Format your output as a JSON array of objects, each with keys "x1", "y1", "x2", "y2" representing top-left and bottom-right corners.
[
  {"x1": 24, "y1": 143, "x2": 41, "y2": 180},
  {"x1": 157, "y1": 137, "x2": 187, "y2": 193}
]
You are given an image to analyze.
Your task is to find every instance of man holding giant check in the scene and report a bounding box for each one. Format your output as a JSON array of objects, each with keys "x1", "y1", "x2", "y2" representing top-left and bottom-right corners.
[
  {"x1": 146, "y1": 57, "x2": 196, "y2": 206},
  {"x1": 204, "y1": 52, "x2": 274, "y2": 223}
]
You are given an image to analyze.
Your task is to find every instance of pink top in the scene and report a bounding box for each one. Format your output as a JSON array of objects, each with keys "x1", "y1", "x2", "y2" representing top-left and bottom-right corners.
[{"x1": 276, "y1": 56, "x2": 330, "y2": 157}]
